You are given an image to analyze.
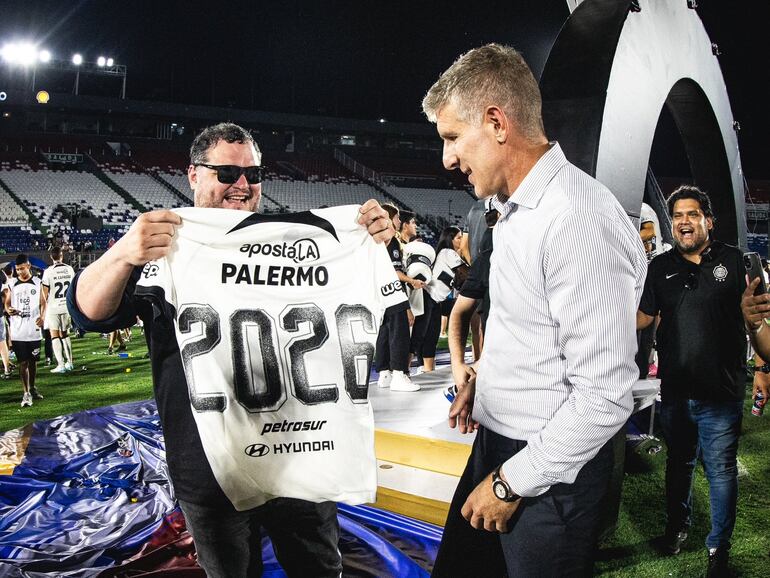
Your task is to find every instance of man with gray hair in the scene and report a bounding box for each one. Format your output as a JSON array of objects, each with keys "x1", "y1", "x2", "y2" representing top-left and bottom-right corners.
[{"x1": 423, "y1": 44, "x2": 647, "y2": 575}]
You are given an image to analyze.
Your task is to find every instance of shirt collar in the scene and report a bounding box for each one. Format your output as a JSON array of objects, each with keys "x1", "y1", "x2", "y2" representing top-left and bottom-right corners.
[{"x1": 492, "y1": 142, "x2": 567, "y2": 217}]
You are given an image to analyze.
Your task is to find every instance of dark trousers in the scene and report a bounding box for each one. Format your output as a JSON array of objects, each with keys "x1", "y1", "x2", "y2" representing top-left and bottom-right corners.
[
  {"x1": 179, "y1": 497, "x2": 341, "y2": 578},
  {"x1": 374, "y1": 309, "x2": 410, "y2": 372},
  {"x1": 659, "y1": 398, "x2": 743, "y2": 549},
  {"x1": 410, "y1": 292, "x2": 438, "y2": 358},
  {"x1": 432, "y1": 427, "x2": 613, "y2": 578}
]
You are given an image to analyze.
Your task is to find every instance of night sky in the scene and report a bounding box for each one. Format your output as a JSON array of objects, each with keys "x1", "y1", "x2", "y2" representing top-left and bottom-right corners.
[{"x1": 0, "y1": 0, "x2": 767, "y2": 177}]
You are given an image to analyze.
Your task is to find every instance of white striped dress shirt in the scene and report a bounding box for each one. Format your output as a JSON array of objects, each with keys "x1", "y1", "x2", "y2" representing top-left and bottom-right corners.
[{"x1": 477, "y1": 143, "x2": 647, "y2": 497}]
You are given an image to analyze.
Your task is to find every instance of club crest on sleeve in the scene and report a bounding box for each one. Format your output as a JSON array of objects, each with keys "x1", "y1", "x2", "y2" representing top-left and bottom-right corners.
[{"x1": 142, "y1": 263, "x2": 159, "y2": 279}]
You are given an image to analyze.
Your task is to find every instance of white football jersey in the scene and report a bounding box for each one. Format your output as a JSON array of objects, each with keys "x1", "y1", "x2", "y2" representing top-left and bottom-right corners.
[
  {"x1": 136, "y1": 205, "x2": 408, "y2": 511},
  {"x1": 42, "y1": 262, "x2": 76, "y2": 314},
  {"x1": 426, "y1": 248, "x2": 464, "y2": 303},
  {"x1": 8, "y1": 277, "x2": 43, "y2": 342}
]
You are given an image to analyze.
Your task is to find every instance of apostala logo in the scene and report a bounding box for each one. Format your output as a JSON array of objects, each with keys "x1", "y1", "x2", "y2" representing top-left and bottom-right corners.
[{"x1": 240, "y1": 238, "x2": 320, "y2": 264}]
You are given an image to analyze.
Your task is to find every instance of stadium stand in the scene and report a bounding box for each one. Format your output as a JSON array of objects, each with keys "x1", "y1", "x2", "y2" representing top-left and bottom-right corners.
[
  {"x1": 2, "y1": 165, "x2": 141, "y2": 228},
  {"x1": 263, "y1": 180, "x2": 387, "y2": 213},
  {"x1": 0, "y1": 226, "x2": 45, "y2": 253},
  {"x1": 0, "y1": 189, "x2": 28, "y2": 225},
  {"x1": 96, "y1": 156, "x2": 191, "y2": 211},
  {"x1": 384, "y1": 185, "x2": 476, "y2": 228}
]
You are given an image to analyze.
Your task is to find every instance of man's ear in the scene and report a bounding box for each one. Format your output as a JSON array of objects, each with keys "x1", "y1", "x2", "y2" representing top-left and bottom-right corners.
[
  {"x1": 485, "y1": 106, "x2": 509, "y2": 144},
  {"x1": 187, "y1": 164, "x2": 198, "y2": 188}
]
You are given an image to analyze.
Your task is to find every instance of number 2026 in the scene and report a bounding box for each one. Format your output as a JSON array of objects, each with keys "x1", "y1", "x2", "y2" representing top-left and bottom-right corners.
[{"x1": 178, "y1": 303, "x2": 377, "y2": 413}]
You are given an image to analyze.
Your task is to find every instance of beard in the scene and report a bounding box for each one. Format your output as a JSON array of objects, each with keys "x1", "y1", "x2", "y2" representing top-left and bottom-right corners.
[{"x1": 674, "y1": 231, "x2": 708, "y2": 254}]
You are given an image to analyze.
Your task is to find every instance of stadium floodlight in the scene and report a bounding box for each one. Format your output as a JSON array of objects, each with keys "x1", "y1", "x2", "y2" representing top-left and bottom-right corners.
[
  {"x1": 97, "y1": 56, "x2": 106, "y2": 67},
  {"x1": 38, "y1": 49, "x2": 51, "y2": 63},
  {"x1": 106, "y1": 57, "x2": 114, "y2": 67},
  {"x1": 0, "y1": 43, "x2": 13, "y2": 63},
  {"x1": 72, "y1": 53, "x2": 83, "y2": 65},
  {"x1": 378, "y1": 118, "x2": 387, "y2": 123},
  {"x1": 1, "y1": 42, "x2": 38, "y2": 66}
]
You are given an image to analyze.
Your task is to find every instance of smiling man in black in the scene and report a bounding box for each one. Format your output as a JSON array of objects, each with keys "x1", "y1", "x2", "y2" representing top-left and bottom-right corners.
[{"x1": 637, "y1": 186, "x2": 745, "y2": 578}]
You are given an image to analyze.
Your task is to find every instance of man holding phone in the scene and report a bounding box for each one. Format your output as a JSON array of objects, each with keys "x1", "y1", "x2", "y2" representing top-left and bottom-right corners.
[
  {"x1": 637, "y1": 186, "x2": 745, "y2": 578},
  {"x1": 740, "y1": 253, "x2": 770, "y2": 418}
]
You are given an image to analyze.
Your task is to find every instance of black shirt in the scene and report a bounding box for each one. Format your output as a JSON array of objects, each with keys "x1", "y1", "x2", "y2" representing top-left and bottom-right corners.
[
  {"x1": 465, "y1": 200, "x2": 487, "y2": 263},
  {"x1": 460, "y1": 227, "x2": 493, "y2": 328},
  {"x1": 386, "y1": 237, "x2": 409, "y2": 296},
  {"x1": 639, "y1": 241, "x2": 747, "y2": 401},
  {"x1": 67, "y1": 269, "x2": 234, "y2": 509},
  {"x1": 386, "y1": 237, "x2": 403, "y2": 272}
]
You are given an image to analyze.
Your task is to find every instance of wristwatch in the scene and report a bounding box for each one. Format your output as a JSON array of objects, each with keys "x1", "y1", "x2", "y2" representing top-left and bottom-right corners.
[
  {"x1": 492, "y1": 465, "x2": 521, "y2": 503},
  {"x1": 754, "y1": 363, "x2": 770, "y2": 374}
]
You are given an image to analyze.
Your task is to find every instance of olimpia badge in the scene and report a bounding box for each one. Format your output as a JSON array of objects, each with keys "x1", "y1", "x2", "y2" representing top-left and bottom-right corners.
[{"x1": 713, "y1": 264, "x2": 728, "y2": 282}]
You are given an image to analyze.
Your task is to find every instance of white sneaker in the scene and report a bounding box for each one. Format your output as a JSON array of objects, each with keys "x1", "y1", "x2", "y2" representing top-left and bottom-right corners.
[
  {"x1": 390, "y1": 370, "x2": 420, "y2": 392},
  {"x1": 20, "y1": 392, "x2": 33, "y2": 407},
  {"x1": 51, "y1": 365, "x2": 67, "y2": 374},
  {"x1": 65, "y1": 362, "x2": 74, "y2": 372},
  {"x1": 377, "y1": 370, "x2": 392, "y2": 388},
  {"x1": 411, "y1": 366, "x2": 425, "y2": 377}
]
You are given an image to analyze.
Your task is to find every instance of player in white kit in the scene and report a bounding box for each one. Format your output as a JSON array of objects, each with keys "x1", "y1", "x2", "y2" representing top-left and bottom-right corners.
[
  {"x1": 3, "y1": 254, "x2": 44, "y2": 407},
  {"x1": 40, "y1": 247, "x2": 76, "y2": 373}
]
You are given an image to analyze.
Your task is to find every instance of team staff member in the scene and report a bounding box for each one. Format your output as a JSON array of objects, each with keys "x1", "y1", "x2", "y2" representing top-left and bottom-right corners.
[
  {"x1": 69, "y1": 122, "x2": 397, "y2": 578},
  {"x1": 637, "y1": 186, "x2": 745, "y2": 578},
  {"x1": 422, "y1": 44, "x2": 646, "y2": 576},
  {"x1": 375, "y1": 203, "x2": 422, "y2": 392},
  {"x1": 448, "y1": 204, "x2": 499, "y2": 395},
  {"x1": 741, "y1": 280, "x2": 770, "y2": 411},
  {"x1": 398, "y1": 210, "x2": 418, "y2": 243},
  {"x1": 410, "y1": 226, "x2": 466, "y2": 374}
]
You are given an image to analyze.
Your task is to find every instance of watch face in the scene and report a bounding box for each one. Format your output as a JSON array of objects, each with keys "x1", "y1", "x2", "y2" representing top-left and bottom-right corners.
[{"x1": 493, "y1": 481, "x2": 508, "y2": 500}]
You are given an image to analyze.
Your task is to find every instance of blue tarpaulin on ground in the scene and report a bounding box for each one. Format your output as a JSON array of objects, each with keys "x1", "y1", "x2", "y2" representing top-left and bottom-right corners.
[{"x1": 0, "y1": 400, "x2": 440, "y2": 577}]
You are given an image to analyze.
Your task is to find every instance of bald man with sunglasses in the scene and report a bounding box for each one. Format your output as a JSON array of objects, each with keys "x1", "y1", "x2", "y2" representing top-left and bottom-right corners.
[{"x1": 69, "y1": 122, "x2": 396, "y2": 577}]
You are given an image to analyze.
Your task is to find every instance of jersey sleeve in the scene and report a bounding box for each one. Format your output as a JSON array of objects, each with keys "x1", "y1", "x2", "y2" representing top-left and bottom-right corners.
[
  {"x1": 134, "y1": 258, "x2": 178, "y2": 319},
  {"x1": 41, "y1": 268, "x2": 51, "y2": 288},
  {"x1": 446, "y1": 249, "x2": 464, "y2": 270},
  {"x1": 67, "y1": 268, "x2": 143, "y2": 332},
  {"x1": 386, "y1": 239, "x2": 405, "y2": 272},
  {"x1": 372, "y1": 242, "x2": 409, "y2": 317}
]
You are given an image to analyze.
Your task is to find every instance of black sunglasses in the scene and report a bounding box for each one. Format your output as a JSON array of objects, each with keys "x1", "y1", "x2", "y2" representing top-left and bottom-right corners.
[{"x1": 196, "y1": 163, "x2": 265, "y2": 184}]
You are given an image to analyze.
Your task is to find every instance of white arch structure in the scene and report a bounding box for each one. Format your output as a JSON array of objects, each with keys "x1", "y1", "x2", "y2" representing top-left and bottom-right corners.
[{"x1": 542, "y1": 0, "x2": 745, "y2": 245}]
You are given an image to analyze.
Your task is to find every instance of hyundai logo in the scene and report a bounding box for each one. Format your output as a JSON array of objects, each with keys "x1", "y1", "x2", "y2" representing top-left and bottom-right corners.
[{"x1": 244, "y1": 443, "x2": 270, "y2": 457}]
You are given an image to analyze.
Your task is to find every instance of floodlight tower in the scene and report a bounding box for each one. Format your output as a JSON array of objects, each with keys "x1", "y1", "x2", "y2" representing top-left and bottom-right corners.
[{"x1": 1, "y1": 42, "x2": 127, "y2": 99}]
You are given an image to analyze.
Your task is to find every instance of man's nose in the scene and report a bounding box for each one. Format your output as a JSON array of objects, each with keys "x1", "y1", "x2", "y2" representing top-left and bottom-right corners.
[
  {"x1": 233, "y1": 172, "x2": 249, "y2": 187},
  {"x1": 442, "y1": 144, "x2": 458, "y2": 171}
]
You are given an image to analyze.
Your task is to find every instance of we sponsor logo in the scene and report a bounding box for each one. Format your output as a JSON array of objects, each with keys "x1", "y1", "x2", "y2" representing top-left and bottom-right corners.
[{"x1": 380, "y1": 280, "x2": 403, "y2": 296}]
